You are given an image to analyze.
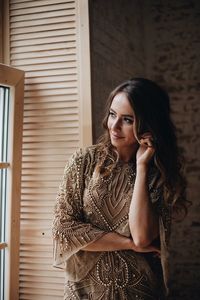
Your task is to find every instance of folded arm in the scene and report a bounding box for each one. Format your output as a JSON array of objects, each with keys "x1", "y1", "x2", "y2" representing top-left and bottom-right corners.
[
  {"x1": 129, "y1": 137, "x2": 159, "y2": 248},
  {"x1": 82, "y1": 231, "x2": 160, "y2": 254},
  {"x1": 129, "y1": 164, "x2": 159, "y2": 248}
]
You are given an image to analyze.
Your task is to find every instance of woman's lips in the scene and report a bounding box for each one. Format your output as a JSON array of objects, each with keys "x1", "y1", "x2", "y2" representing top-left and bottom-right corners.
[{"x1": 111, "y1": 132, "x2": 124, "y2": 139}]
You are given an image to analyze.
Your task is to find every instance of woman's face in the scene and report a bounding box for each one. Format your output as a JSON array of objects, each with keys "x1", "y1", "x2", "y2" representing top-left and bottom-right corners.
[{"x1": 107, "y1": 92, "x2": 138, "y2": 161}]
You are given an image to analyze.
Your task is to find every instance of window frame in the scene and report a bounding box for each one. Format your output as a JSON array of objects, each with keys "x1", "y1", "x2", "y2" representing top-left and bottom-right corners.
[{"x1": 0, "y1": 63, "x2": 24, "y2": 300}]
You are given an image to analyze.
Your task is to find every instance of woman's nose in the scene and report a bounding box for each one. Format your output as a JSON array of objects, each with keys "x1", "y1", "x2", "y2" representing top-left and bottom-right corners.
[{"x1": 111, "y1": 118, "x2": 121, "y2": 130}]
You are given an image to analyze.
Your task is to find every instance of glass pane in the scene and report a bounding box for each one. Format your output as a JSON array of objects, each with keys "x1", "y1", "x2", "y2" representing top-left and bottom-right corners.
[
  {"x1": 0, "y1": 86, "x2": 10, "y2": 161},
  {"x1": 0, "y1": 85, "x2": 10, "y2": 300}
]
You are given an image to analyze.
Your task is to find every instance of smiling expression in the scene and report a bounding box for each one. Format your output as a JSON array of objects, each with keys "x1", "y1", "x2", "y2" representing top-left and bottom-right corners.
[{"x1": 107, "y1": 92, "x2": 138, "y2": 161}]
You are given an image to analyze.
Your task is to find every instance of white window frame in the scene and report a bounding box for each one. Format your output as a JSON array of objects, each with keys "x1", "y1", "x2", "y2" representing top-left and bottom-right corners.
[{"x1": 0, "y1": 63, "x2": 24, "y2": 300}]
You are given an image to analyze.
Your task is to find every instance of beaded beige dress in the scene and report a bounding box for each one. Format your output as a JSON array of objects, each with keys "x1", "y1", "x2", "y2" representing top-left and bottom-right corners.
[{"x1": 52, "y1": 145, "x2": 171, "y2": 300}]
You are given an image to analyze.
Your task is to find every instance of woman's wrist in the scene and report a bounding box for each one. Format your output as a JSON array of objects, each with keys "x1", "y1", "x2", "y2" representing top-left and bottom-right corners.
[
  {"x1": 125, "y1": 238, "x2": 134, "y2": 250},
  {"x1": 136, "y1": 163, "x2": 148, "y2": 173}
]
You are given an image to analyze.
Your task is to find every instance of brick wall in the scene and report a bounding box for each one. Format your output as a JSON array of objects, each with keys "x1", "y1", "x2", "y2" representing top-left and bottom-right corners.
[
  {"x1": 89, "y1": 0, "x2": 145, "y2": 141},
  {"x1": 143, "y1": 1, "x2": 200, "y2": 299},
  {"x1": 90, "y1": 0, "x2": 200, "y2": 299}
]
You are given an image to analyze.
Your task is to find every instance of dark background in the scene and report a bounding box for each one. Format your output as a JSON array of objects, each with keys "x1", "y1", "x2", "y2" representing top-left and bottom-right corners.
[{"x1": 89, "y1": 1, "x2": 200, "y2": 299}]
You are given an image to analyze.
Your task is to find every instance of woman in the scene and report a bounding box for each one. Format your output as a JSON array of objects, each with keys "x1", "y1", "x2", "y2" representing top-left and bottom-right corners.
[{"x1": 52, "y1": 78, "x2": 189, "y2": 299}]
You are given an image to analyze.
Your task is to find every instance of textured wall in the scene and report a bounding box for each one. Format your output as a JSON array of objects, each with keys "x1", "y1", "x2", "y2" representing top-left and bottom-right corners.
[
  {"x1": 143, "y1": 1, "x2": 200, "y2": 299},
  {"x1": 89, "y1": 0, "x2": 145, "y2": 141},
  {"x1": 90, "y1": 0, "x2": 200, "y2": 299}
]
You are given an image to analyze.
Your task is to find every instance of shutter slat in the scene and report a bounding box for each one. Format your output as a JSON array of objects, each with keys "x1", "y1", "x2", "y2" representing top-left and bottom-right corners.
[
  {"x1": 22, "y1": 161, "x2": 69, "y2": 168},
  {"x1": 12, "y1": 48, "x2": 76, "y2": 60},
  {"x1": 20, "y1": 214, "x2": 53, "y2": 220},
  {"x1": 21, "y1": 204, "x2": 58, "y2": 211},
  {"x1": 25, "y1": 75, "x2": 78, "y2": 84},
  {"x1": 11, "y1": 22, "x2": 75, "y2": 35},
  {"x1": 22, "y1": 155, "x2": 73, "y2": 162},
  {"x1": 19, "y1": 288, "x2": 62, "y2": 296},
  {"x1": 20, "y1": 295, "x2": 62, "y2": 300},
  {"x1": 22, "y1": 141, "x2": 77, "y2": 149},
  {"x1": 13, "y1": 55, "x2": 76, "y2": 66},
  {"x1": 20, "y1": 282, "x2": 63, "y2": 291},
  {"x1": 10, "y1": 8, "x2": 75, "y2": 22},
  {"x1": 24, "y1": 81, "x2": 77, "y2": 91},
  {"x1": 10, "y1": 3, "x2": 75, "y2": 15},
  {"x1": 11, "y1": 0, "x2": 74, "y2": 10},
  {"x1": 23, "y1": 115, "x2": 79, "y2": 124},
  {"x1": 11, "y1": 28, "x2": 76, "y2": 41},
  {"x1": 24, "y1": 101, "x2": 78, "y2": 110},
  {"x1": 16, "y1": 61, "x2": 77, "y2": 71},
  {"x1": 21, "y1": 195, "x2": 57, "y2": 201},
  {"x1": 23, "y1": 122, "x2": 78, "y2": 130},
  {"x1": 23, "y1": 127, "x2": 79, "y2": 135},
  {"x1": 19, "y1": 268, "x2": 63, "y2": 277},
  {"x1": 24, "y1": 89, "x2": 78, "y2": 98},
  {"x1": 11, "y1": 41, "x2": 76, "y2": 53},
  {"x1": 20, "y1": 257, "x2": 53, "y2": 264},
  {"x1": 22, "y1": 147, "x2": 74, "y2": 156},
  {"x1": 24, "y1": 106, "x2": 78, "y2": 116},
  {"x1": 11, "y1": 34, "x2": 76, "y2": 47},
  {"x1": 10, "y1": 15, "x2": 75, "y2": 28},
  {"x1": 24, "y1": 94, "x2": 78, "y2": 103},
  {"x1": 20, "y1": 253, "x2": 54, "y2": 259},
  {"x1": 19, "y1": 275, "x2": 63, "y2": 284},
  {"x1": 20, "y1": 199, "x2": 57, "y2": 206}
]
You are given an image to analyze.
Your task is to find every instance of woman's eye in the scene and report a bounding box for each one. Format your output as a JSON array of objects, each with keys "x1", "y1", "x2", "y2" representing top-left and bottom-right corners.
[
  {"x1": 109, "y1": 111, "x2": 115, "y2": 118},
  {"x1": 124, "y1": 118, "x2": 133, "y2": 124}
]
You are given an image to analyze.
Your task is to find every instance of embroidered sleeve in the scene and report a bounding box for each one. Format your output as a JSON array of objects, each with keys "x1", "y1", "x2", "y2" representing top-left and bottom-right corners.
[
  {"x1": 158, "y1": 196, "x2": 172, "y2": 292},
  {"x1": 149, "y1": 181, "x2": 172, "y2": 291},
  {"x1": 148, "y1": 168, "x2": 172, "y2": 247},
  {"x1": 52, "y1": 148, "x2": 105, "y2": 268},
  {"x1": 149, "y1": 184, "x2": 172, "y2": 245}
]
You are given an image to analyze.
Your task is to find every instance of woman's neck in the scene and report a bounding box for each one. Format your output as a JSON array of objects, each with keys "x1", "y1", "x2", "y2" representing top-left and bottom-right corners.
[{"x1": 116, "y1": 144, "x2": 138, "y2": 163}]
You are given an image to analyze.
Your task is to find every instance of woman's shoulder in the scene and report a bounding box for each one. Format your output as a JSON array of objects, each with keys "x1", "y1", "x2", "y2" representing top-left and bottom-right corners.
[{"x1": 69, "y1": 144, "x2": 101, "y2": 164}]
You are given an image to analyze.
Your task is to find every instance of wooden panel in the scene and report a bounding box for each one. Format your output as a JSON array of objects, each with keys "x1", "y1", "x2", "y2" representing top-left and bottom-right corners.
[{"x1": 9, "y1": 0, "x2": 88, "y2": 299}]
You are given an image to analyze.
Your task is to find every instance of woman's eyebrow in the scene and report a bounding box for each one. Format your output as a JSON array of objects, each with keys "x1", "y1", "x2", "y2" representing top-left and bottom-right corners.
[
  {"x1": 122, "y1": 114, "x2": 134, "y2": 118},
  {"x1": 110, "y1": 108, "x2": 134, "y2": 118}
]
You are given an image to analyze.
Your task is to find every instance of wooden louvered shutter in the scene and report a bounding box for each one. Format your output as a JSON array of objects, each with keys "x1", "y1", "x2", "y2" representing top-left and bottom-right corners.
[{"x1": 8, "y1": 0, "x2": 92, "y2": 299}]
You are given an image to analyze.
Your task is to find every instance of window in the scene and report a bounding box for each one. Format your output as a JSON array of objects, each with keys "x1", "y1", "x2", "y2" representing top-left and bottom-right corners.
[
  {"x1": 0, "y1": 85, "x2": 10, "y2": 300},
  {"x1": 0, "y1": 64, "x2": 24, "y2": 300}
]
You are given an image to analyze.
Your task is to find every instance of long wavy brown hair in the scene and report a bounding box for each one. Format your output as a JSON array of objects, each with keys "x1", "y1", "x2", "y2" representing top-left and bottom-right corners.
[{"x1": 96, "y1": 78, "x2": 190, "y2": 219}]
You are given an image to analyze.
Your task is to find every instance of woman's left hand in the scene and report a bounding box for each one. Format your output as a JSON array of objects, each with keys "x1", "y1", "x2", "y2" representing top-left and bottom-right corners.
[{"x1": 136, "y1": 132, "x2": 155, "y2": 166}]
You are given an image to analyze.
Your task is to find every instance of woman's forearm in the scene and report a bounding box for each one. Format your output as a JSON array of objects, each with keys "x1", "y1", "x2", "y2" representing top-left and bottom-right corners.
[
  {"x1": 129, "y1": 164, "x2": 159, "y2": 247},
  {"x1": 82, "y1": 231, "x2": 160, "y2": 254},
  {"x1": 82, "y1": 232, "x2": 132, "y2": 251}
]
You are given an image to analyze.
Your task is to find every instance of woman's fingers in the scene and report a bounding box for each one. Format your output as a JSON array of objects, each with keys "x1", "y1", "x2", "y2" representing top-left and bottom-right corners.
[
  {"x1": 139, "y1": 132, "x2": 155, "y2": 147},
  {"x1": 140, "y1": 138, "x2": 154, "y2": 148}
]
